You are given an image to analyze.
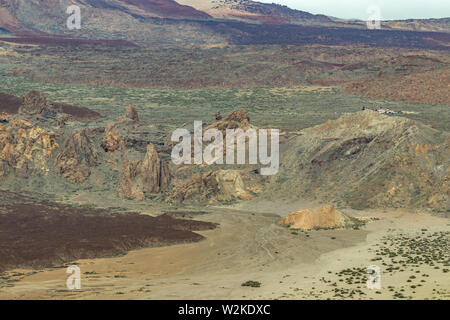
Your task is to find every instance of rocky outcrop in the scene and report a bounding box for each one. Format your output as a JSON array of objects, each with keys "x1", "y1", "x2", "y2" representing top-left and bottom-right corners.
[
  {"x1": 123, "y1": 105, "x2": 139, "y2": 122},
  {"x1": 271, "y1": 111, "x2": 450, "y2": 212},
  {"x1": 0, "y1": 112, "x2": 10, "y2": 123},
  {"x1": 54, "y1": 130, "x2": 97, "y2": 183},
  {"x1": 0, "y1": 120, "x2": 58, "y2": 178},
  {"x1": 101, "y1": 128, "x2": 124, "y2": 153},
  {"x1": 427, "y1": 166, "x2": 450, "y2": 211},
  {"x1": 205, "y1": 109, "x2": 252, "y2": 133},
  {"x1": 216, "y1": 170, "x2": 253, "y2": 201},
  {"x1": 101, "y1": 106, "x2": 144, "y2": 153},
  {"x1": 166, "y1": 169, "x2": 253, "y2": 203},
  {"x1": 279, "y1": 205, "x2": 355, "y2": 230},
  {"x1": 19, "y1": 91, "x2": 49, "y2": 115},
  {"x1": 117, "y1": 144, "x2": 171, "y2": 200},
  {"x1": 165, "y1": 171, "x2": 219, "y2": 203}
]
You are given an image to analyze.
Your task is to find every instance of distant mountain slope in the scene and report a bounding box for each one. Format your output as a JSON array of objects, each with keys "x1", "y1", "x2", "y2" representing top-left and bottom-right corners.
[
  {"x1": 1, "y1": 0, "x2": 449, "y2": 34},
  {"x1": 0, "y1": 0, "x2": 223, "y2": 44},
  {"x1": 0, "y1": 0, "x2": 20, "y2": 31},
  {"x1": 0, "y1": 0, "x2": 448, "y2": 47},
  {"x1": 0, "y1": 0, "x2": 211, "y2": 33},
  {"x1": 342, "y1": 17, "x2": 450, "y2": 33},
  {"x1": 81, "y1": 0, "x2": 211, "y2": 19},
  {"x1": 175, "y1": 0, "x2": 332, "y2": 25},
  {"x1": 382, "y1": 18, "x2": 450, "y2": 33},
  {"x1": 176, "y1": 0, "x2": 449, "y2": 32}
]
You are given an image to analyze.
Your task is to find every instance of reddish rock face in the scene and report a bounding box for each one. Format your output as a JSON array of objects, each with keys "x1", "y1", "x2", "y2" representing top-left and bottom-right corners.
[
  {"x1": 117, "y1": 144, "x2": 171, "y2": 200},
  {"x1": 54, "y1": 130, "x2": 97, "y2": 184}
]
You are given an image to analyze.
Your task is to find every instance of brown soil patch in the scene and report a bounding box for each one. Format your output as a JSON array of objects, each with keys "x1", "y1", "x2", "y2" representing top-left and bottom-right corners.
[
  {"x1": 0, "y1": 191, "x2": 216, "y2": 273},
  {"x1": 0, "y1": 92, "x2": 101, "y2": 121},
  {"x1": 0, "y1": 93, "x2": 21, "y2": 114},
  {"x1": 51, "y1": 103, "x2": 102, "y2": 121}
]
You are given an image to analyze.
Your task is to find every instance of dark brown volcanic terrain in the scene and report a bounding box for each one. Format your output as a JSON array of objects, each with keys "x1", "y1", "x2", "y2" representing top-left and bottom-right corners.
[
  {"x1": 0, "y1": 191, "x2": 216, "y2": 272},
  {"x1": 0, "y1": 92, "x2": 101, "y2": 120}
]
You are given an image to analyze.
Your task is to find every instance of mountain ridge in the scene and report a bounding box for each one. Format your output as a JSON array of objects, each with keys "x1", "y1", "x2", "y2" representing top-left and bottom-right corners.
[{"x1": 0, "y1": 0, "x2": 448, "y2": 36}]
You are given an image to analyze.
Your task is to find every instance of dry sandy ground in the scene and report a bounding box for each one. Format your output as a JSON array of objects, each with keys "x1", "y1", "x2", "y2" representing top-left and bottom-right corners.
[{"x1": 0, "y1": 202, "x2": 448, "y2": 300}]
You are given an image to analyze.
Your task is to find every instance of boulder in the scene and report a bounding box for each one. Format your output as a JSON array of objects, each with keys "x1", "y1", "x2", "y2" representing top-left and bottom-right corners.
[{"x1": 279, "y1": 205, "x2": 354, "y2": 230}]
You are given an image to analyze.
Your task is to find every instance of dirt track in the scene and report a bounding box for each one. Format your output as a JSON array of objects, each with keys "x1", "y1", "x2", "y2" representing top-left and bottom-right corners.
[{"x1": 0, "y1": 194, "x2": 448, "y2": 300}]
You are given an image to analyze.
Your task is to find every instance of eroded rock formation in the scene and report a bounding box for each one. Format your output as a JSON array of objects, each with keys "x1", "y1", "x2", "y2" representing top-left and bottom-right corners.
[
  {"x1": 54, "y1": 130, "x2": 97, "y2": 183},
  {"x1": 123, "y1": 105, "x2": 139, "y2": 122},
  {"x1": 0, "y1": 120, "x2": 58, "y2": 178},
  {"x1": 19, "y1": 91, "x2": 49, "y2": 115},
  {"x1": 166, "y1": 169, "x2": 253, "y2": 203},
  {"x1": 165, "y1": 171, "x2": 219, "y2": 203},
  {"x1": 205, "y1": 108, "x2": 252, "y2": 133},
  {"x1": 101, "y1": 106, "x2": 145, "y2": 153},
  {"x1": 117, "y1": 144, "x2": 171, "y2": 200}
]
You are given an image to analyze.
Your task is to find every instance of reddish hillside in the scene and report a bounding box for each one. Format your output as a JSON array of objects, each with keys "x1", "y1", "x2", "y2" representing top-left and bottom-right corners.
[
  {"x1": 83, "y1": 0, "x2": 211, "y2": 19},
  {"x1": 120, "y1": 0, "x2": 211, "y2": 18},
  {"x1": 341, "y1": 69, "x2": 450, "y2": 105},
  {"x1": 176, "y1": 0, "x2": 332, "y2": 25}
]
